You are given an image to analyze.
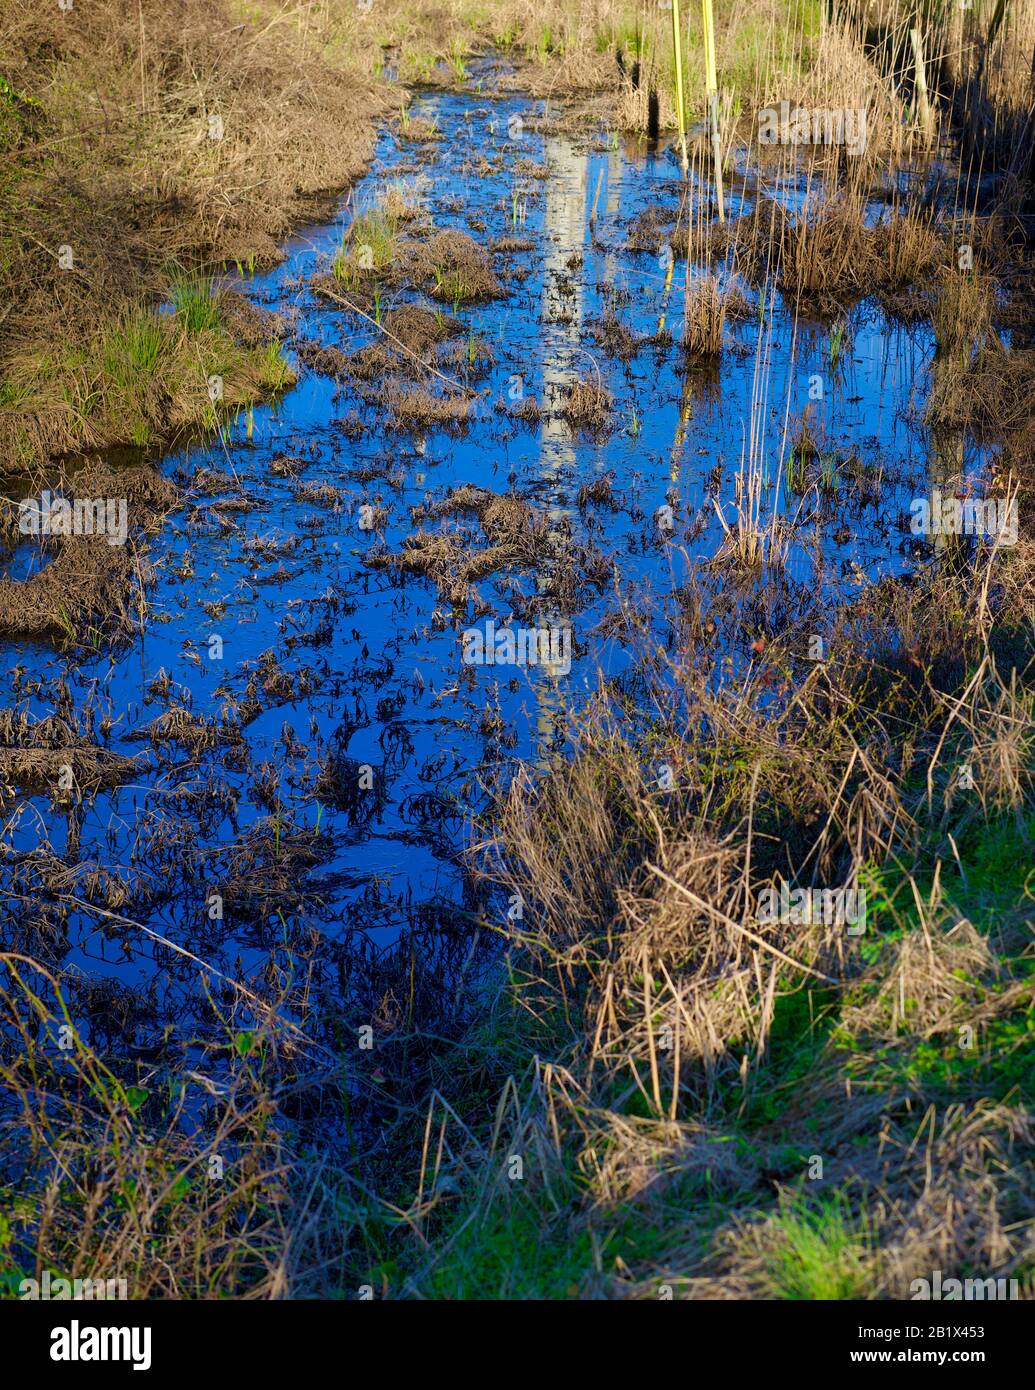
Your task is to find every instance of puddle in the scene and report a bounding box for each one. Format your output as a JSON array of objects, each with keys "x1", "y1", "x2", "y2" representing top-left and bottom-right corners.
[{"x1": 0, "y1": 87, "x2": 988, "y2": 1043}]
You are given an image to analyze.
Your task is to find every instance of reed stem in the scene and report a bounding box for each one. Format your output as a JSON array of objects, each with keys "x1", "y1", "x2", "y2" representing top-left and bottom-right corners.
[
  {"x1": 701, "y1": 0, "x2": 726, "y2": 221},
  {"x1": 671, "y1": 0, "x2": 689, "y2": 175}
]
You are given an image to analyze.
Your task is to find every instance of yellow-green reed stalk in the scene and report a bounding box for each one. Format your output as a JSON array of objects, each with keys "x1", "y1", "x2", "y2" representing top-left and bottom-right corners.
[
  {"x1": 671, "y1": 0, "x2": 689, "y2": 175},
  {"x1": 701, "y1": 0, "x2": 726, "y2": 221}
]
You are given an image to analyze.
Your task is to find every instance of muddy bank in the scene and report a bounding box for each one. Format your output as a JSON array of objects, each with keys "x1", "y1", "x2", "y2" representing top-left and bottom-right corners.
[{"x1": 0, "y1": 0, "x2": 390, "y2": 470}]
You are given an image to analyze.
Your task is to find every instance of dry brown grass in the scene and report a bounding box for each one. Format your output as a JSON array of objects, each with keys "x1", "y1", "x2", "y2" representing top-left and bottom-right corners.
[
  {"x1": 0, "y1": 709, "x2": 143, "y2": 798},
  {"x1": 387, "y1": 386, "x2": 477, "y2": 429},
  {"x1": 0, "y1": 462, "x2": 177, "y2": 643},
  {"x1": 429, "y1": 525, "x2": 1035, "y2": 1296},
  {"x1": 0, "y1": 0, "x2": 388, "y2": 468},
  {"x1": 367, "y1": 484, "x2": 549, "y2": 608},
  {"x1": 563, "y1": 377, "x2": 613, "y2": 432},
  {"x1": 682, "y1": 275, "x2": 727, "y2": 357},
  {"x1": 410, "y1": 230, "x2": 504, "y2": 304},
  {"x1": 696, "y1": 187, "x2": 949, "y2": 317},
  {"x1": 0, "y1": 949, "x2": 359, "y2": 1298}
]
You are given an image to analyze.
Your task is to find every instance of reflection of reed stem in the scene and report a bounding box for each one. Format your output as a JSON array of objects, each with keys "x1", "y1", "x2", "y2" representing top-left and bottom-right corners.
[{"x1": 589, "y1": 168, "x2": 604, "y2": 226}]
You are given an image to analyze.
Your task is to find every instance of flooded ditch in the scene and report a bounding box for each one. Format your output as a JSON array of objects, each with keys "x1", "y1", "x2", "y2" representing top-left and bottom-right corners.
[{"x1": 0, "y1": 82, "x2": 994, "y2": 1071}]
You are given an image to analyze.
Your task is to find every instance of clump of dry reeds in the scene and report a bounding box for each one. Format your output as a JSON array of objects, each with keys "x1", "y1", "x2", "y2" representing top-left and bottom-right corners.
[
  {"x1": 563, "y1": 377, "x2": 613, "y2": 432},
  {"x1": 682, "y1": 275, "x2": 726, "y2": 357},
  {"x1": 367, "y1": 485, "x2": 548, "y2": 608}
]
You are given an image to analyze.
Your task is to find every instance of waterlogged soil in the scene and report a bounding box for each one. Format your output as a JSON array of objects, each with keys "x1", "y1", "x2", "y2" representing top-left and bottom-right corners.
[{"x1": 0, "y1": 85, "x2": 990, "y2": 1056}]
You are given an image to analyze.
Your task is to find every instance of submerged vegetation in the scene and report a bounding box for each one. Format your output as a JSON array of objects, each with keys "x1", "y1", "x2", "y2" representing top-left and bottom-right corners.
[{"x1": 0, "y1": 0, "x2": 1033, "y2": 1305}]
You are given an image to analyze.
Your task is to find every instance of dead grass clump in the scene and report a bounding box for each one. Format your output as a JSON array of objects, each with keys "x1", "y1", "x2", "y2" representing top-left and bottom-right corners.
[
  {"x1": 682, "y1": 276, "x2": 726, "y2": 358},
  {"x1": 0, "y1": 463, "x2": 177, "y2": 643},
  {"x1": 367, "y1": 529, "x2": 474, "y2": 608},
  {"x1": 840, "y1": 913, "x2": 1018, "y2": 1065},
  {"x1": 382, "y1": 305, "x2": 462, "y2": 354},
  {"x1": 295, "y1": 339, "x2": 353, "y2": 379},
  {"x1": 218, "y1": 816, "x2": 332, "y2": 924},
  {"x1": 774, "y1": 194, "x2": 872, "y2": 309},
  {"x1": 303, "y1": 295, "x2": 466, "y2": 384},
  {"x1": 382, "y1": 184, "x2": 424, "y2": 223},
  {"x1": 955, "y1": 662, "x2": 1035, "y2": 816},
  {"x1": 293, "y1": 481, "x2": 349, "y2": 512},
  {"x1": 491, "y1": 237, "x2": 537, "y2": 254},
  {"x1": 562, "y1": 378, "x2": 613, "y2": 433},
  {"x1": 410, "y1": 230, "x2": 503, "y2": 304},
  {"x1": 368, "y1": 486, "x2": 546, "y2": 608},
  {"x1": 576, "y1": 474, "x2": 617, "y2": 510},
  {"x1": 788, "y1": 404, "x2": 826, "y2": 463},
  {"x1": 699, "y1": 199, "x2": 787, "y2": 281},
  {"x1": 869, "y1": 209, "x2": 942, "y2": 290},
  {"x1": 387, "y1": 387, "x2": 475, "y2": 430},
  {"x1": 713, "y1": 196, "x2": 944, "y2": 315},
  {"x1": 874, "y1": 1104, "x2": 1035, "y2": 1299},
  {"x1": 471, "y1": 492, "x2": 534, "y2": 544},
  {"x1": 343, "y1": 343, "x2": 401, "y2": 381},
  {"x1": 927, "y1": 338, "x2": 1035, "y2": 440},
  {"x1": 588, "y1": 312, "x2": 643, "y2": 361},
  {"x1": 128, "y1": 706, "x2": 245, "y2": 758},
  {"x1": 627, "y1": 205, "x2": 675, "y2": 254},
  {"x1": 489, "y1": 699, "x2": 856, "y2": 1089},
  {"x1": 931, "y1": 266, "x2": 996, "y2": 359},
  {"x1": 509, "y1": 397, "x2": 542, "y2": 425},
  {"x1": 396, "y1": 116, "x2": 441, "y2": 143},
  {"x1": 217, "y1": 291, "x2": 288, "y2": 349},
  {"x1": 0, "y1": 708, "x2": 141, "y2": 796}
]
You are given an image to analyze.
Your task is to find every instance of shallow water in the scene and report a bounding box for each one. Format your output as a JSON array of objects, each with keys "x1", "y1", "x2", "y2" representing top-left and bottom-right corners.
[{"x1": 1, "y1": 87, "x2": 986, "y2": 1041}]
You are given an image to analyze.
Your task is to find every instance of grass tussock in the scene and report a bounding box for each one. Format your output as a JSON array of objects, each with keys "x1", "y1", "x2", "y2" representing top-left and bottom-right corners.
[
  {"x1": 682, "y1": 275, "x2": 727, "y2": 357},
  {"x1": 706, "y1": 193, "x2": 947, "y2": 315},
  {"x1": 563, "y1": 377, "x2": 613, "y2": 432}
]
